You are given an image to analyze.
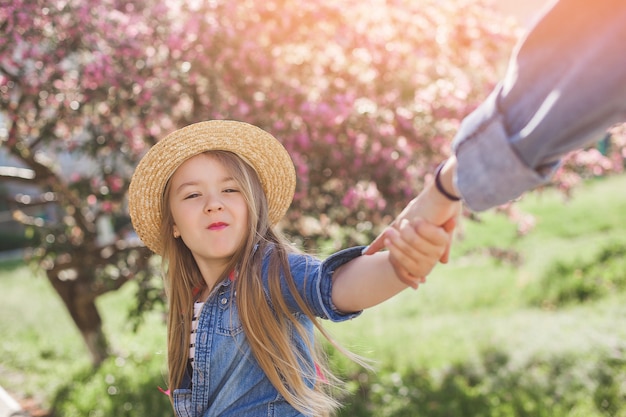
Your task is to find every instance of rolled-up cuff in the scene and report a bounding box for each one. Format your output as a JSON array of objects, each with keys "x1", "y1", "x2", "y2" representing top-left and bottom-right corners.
[
  {"x1": 453, "y1": 112, "x2": 557, "y2": 211},
  {"x1": 318, "y1": 246, "x2": 364, "y2": 322}
]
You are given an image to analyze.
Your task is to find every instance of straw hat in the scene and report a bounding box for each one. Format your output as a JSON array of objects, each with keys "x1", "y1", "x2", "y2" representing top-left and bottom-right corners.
[{"x1": 128, "y1": 120, "x2": 296, "y2": 254}]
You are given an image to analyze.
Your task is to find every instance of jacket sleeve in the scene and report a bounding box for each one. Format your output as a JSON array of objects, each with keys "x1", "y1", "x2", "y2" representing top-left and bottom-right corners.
[
  {"x1": 452, "y1": 0, "x2": 626, "y2": 211},
  {"x1": 274, "y1": 247, "x2": 364, "y2": 322}
]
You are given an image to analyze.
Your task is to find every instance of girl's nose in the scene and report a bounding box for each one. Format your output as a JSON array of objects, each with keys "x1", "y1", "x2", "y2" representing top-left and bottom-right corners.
[{"x1": 204, "y1": 195, "x2": 224, "y2": 213}]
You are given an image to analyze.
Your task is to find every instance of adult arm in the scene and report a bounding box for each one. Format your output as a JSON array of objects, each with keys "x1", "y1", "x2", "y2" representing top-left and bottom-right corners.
[
  {"x1": 454, "y1": 0, "x2": 626, "y2": 211},
  {"x1": 365, "y1": 0, "x2": 626, "y2": 257}
]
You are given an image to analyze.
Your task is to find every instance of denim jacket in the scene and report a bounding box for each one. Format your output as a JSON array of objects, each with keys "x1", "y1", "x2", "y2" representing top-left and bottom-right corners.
[{"x1": 173, "y1": 246, "x2": 364, "y2": 417}]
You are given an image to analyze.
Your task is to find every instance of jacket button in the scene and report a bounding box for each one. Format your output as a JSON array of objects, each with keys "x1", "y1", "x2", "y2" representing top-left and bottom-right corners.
[{"x1": 221, "y1": 297, "x2": 228, "y2": 305}]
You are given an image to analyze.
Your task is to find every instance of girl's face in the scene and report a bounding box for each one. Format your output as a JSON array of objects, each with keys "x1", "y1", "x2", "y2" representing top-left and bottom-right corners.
[{"x1": 168, "y1": 153, "x2": 249, "y2": 271}]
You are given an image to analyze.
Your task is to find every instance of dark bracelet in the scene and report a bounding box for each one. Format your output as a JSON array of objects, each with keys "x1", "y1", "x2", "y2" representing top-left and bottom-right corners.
[{"x1": 434, "y1": 161, "x2": 461, "y2": 202}]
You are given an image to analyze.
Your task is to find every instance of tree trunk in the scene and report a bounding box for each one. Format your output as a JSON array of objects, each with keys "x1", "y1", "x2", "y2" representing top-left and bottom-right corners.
[{"x1": 46, "y1": 272, "x2": 109, "y2": 367}]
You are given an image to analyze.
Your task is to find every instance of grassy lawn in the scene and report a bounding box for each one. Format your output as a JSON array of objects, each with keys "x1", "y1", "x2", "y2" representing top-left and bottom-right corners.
[
  {"x1": 329, "y1": 174, "x2": 626, "y2": 369},
  {"x1": 1, "y1": 173, "x2": 625, "y2": 416}
]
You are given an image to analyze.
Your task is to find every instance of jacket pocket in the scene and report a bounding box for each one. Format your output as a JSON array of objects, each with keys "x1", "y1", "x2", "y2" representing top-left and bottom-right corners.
[
  {"x1": 172, "y1": 388, "x2": 194, "y2": 417},
  {"x1": 215, "y1": 291, "x2": 243, "y2": 336}
]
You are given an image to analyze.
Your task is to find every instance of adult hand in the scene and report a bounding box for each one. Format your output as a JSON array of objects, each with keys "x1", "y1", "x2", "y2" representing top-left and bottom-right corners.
[{"x1": 364, "y1": 158, "x2": 462, "y2": 265}]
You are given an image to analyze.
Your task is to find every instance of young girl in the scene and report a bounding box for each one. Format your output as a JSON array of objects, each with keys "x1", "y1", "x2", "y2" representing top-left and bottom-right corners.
[{"x1": 128, "y1": 120, "x2": 452, "y2": 417}]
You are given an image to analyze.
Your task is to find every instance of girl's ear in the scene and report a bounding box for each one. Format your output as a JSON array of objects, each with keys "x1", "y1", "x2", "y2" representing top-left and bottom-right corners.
[{"x1": 173, "y1": 226, "x2": 180, "y2": 238}]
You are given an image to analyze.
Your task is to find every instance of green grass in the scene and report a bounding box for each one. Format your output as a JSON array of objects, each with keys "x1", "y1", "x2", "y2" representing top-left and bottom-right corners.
[
  {"x1": 0, "y1": 262, "x2": 90, "y2": 407},
  {"x1": 329, "y1": 175, "x2": 626, "y2": 367},
  {"x1": 1, "y1": 174, "x2": 626, "y2": 416},
  {"x1": 0, "y1": 263, "x2": 169, "y2": 413}
]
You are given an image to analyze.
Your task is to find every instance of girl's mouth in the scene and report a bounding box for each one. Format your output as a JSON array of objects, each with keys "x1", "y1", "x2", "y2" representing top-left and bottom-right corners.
[{"x1": 208, "y1": 222, "x2": 228, "y2": 230}]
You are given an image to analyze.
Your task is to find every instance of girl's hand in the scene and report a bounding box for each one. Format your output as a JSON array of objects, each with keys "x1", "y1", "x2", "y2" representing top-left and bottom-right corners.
[
  {"x1": 332, "y1": 217, "x2": 454, "y2": 312},
  {"x1": 383, "y1": 217, "x2": 455, "y2": 289}
]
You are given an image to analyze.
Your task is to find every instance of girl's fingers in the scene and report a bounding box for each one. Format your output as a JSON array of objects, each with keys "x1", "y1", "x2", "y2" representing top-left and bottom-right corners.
[
  {"x1": 362, "y1": 219, "x2": 398, "y2": 255},
  {"x1": 382, "y1": 218, "x2": 452, "y2": 287},
  {"x1": 385, "y1": 228, "x2": 435, "y2": 286},
  {"x1": 392, "y1": 220, "x2": 449, "y2": 264},
  {"x1": 438, "y1": 217, "x2": 457, "y2": 263}
]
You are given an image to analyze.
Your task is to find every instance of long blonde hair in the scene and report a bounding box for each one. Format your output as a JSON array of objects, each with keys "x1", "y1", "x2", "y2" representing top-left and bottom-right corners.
[{"x1": 159, "y1": 151, "x2": 363, "y2": 416}]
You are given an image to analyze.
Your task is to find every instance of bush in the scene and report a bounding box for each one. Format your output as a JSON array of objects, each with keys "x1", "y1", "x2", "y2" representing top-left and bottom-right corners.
[
  {"x1": 44, "y1": 339, "x2": 626, "y2": 417},
  {"x1": 337, "y1": 347, "x2": 626, "y2": 417}
]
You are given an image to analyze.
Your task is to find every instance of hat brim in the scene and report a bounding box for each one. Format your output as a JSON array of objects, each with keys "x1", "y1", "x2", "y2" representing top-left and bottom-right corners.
[{"x1": 128, "y1": 120, "x2": 296, "y2": 254}]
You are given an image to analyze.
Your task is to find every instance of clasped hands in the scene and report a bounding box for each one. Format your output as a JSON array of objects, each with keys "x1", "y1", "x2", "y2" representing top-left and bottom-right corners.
[{"x1": 362, "y1": 171, "x2": 462, "y2": 288}]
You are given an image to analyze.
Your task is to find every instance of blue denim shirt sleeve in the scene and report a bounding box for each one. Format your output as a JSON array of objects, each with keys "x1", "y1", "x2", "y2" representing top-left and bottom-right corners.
[
  {"x1": 264, "y1": 246, "x2": 364, "y2": 322},
  {"x1": 313, "y1": 246, "x2": 365, "y2": 321},
  {"x1": 452, "y1": 0, "x2": 626, "y2": 211}
]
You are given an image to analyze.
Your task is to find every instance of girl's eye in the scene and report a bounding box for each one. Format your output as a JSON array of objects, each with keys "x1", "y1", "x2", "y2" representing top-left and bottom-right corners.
[
  {"x1": 184, "y1": 193, "x2": 200, "y2": 199},
  {"x1": 224, "y1": 188, "x2": 239, "y2": 193}
]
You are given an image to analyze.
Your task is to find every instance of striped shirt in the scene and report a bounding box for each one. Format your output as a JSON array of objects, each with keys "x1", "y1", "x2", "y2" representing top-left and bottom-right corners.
[{"x1": 189, "y1": 301, "x2": 204, "y2": 366}]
